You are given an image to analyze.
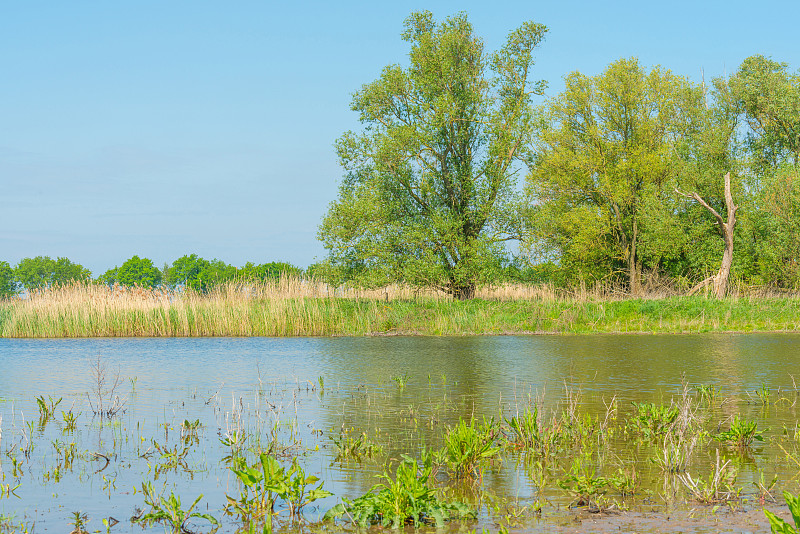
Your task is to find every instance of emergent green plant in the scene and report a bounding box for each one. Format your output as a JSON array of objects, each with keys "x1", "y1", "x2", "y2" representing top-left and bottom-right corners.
[
  {"x1": 149, "y1": 440, "x2": 192, "y2": 479},
  {"x1": 324, "y1": 455, "x2": 473, "y2": 528},
  {"x1": 764, "y1": 490, "x2": 800, "y2": 533},
  {"x1": 628, "y1": 402, "x2": 678, "y2": 439},
  {"x1": 715, "y1": 416, "x2": 765, "y2": 450},
  {"x1": 0, "y1": 482, "x2": 20, "y2": 499},
  {"x1": 696, "y1": 384, "x2": 721, "y2": 405},
  {"x1": 180, "y1": 419, "x2": 202, "y2": 445},
  {"x1": 225, "y1": 453, "x2": 285, "y2": 525},
  {"x1": 51, "y1": 440, "x2": 78, "y2": 470},
  {"x1": 133, "y1": 482, "x2": 218, "y2": 534},
  {"x1": 281, "y1": 458, "x2": 333, "y2": 519},
  {"x1": 505, "y1": 408, "x2": 539, "y2": 450},
  {"x1": 443, "y1": 417, "x2": 501, "y2": 479},
  {"x1": 754, "y1": 471, "x2": 779, "y2": 504},
  {"x1": 749, "y1": 382, "x2": 774, "y2": 405},
  {"x1": 391, "y1": 373, "x2": 411, "y2": 391},
  {"x1": 331, "y1": 428, "x2": 381, "y2": 461},
  {"x1": 61, "y1": 410, "x2": 79, "y2": 432},
  {"x1": 607, "y1": 466, "x2": 639, "y2": 497},
  {"x1": 35, "y1": 395, "x2": 62, "y2": 427},
  {"x1": 557, "y1": 454, "x2": 608, "y2": 508},
  {"x1": 225, "y1": 453, "x2": 330, "y2": 526},
  {"x1": 68, "y1": 511, "x2": 88, "y2": 534},
  {"x1": 0, "y1": 513, "x2": 29, "y2": 534}
]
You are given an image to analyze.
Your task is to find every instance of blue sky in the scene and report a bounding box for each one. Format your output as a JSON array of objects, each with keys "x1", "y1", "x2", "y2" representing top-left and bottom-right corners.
[{"x1": 2, "y1": 0, "x2": 798, "y2": 275}]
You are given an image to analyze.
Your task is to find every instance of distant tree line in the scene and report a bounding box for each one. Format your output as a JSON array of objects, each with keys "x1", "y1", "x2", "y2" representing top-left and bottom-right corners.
[
  {"x1": 317, "y1": 11, "x2": 800, "y2": 298},
  {"x1": 0, "y1": 254, "x2": 304, "y2": 297}
]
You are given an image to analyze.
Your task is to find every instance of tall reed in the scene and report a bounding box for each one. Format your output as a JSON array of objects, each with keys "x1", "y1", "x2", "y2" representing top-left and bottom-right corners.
[{"x1": 1, "y1": 279, "x2": 800, "y2": 337}]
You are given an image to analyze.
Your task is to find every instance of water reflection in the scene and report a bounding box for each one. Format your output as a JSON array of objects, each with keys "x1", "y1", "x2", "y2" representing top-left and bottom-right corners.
[{"x1": 0, "y1": 334, "x2": 799, "y2": 532}]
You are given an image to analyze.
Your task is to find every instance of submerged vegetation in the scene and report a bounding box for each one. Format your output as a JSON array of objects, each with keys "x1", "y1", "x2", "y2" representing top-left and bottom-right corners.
[{"x1": 2, "y1": 279, "x2": 800, "y2": 337}]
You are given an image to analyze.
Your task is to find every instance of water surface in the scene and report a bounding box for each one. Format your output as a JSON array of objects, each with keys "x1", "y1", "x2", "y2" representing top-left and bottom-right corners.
[{"x1": 1, "y1": 334, "x2": 798, "y2": 532}]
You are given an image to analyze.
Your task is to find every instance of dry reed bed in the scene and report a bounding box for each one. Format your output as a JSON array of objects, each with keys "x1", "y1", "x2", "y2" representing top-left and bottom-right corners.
[{"x1": 2, "y1": 280, "x2": 800, "y2": 337}]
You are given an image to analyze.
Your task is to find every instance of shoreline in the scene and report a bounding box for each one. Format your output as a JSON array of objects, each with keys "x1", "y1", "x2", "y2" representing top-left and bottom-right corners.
[
  {"x1": 2, "y1": 292, "x2": 800, "y2": 338},
  {"x1": 3, "y1": 329, "x2": 800, "y2": 339}
]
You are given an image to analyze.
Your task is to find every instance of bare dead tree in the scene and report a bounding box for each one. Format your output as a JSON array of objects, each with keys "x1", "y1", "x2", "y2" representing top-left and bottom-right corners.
[{"x1": 676, "y1": 172, "x2": 738, "y2": 298}]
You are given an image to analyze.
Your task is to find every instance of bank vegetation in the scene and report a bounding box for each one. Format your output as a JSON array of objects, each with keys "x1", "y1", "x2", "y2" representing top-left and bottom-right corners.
[{"x1": 2, "y1": 278, "x2": 800, "y2": 338}]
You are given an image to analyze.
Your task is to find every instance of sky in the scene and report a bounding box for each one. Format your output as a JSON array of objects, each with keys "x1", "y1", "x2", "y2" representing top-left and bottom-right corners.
[{"x1": 2, "y1": 0, "x2": 799, "y2": 276}]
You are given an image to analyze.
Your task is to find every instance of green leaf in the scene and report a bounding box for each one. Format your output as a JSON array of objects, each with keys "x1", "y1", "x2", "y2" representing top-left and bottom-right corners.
[
  {"x1": 785, "y1": 491, "x2": 800, "y2": 530},
  {"x1": 764, "y1": 509, "x2": 795, "y2": 534},
  {"x1": 189, "y1": 512, "x2": 219, "y2": 526},
  {"x1": 322, "y1": 503, "x2": 347, "y2": 521}
]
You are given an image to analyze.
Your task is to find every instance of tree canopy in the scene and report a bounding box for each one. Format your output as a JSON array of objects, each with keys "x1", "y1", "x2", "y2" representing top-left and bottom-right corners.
[
  {"x1": 14, "y1": 256, "x2": 91, "y2": 291},
  {"x1": 526, "y1": 58, "x2": 703, "y2": 292},
  {"x1": 238, "y1": 261, "x2": 303, "y2": 281},
  {"x1": 319, "y1": 10, "x2": 547, "y2": 299},
  {"x1": 730, "y1": 54, "x2": 800, "y2": 171},
  {"x1": 165, "y1": 254, "x2": 216, "y2": 292},
  {"x1": 100, "y1": 256, "x2": 162, "y2": 288},
  {"x1": 0, "y1": 261, "x2": 17, "y2": 298}
]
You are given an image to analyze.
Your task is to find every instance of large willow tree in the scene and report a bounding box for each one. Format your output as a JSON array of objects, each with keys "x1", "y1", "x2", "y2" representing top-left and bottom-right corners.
[
  {"x1": 527, "y1": 58, "x2": 702, "y2": 293},
  {"x1": 318, "y1": 11, "x2": 547, "y2": 299}
]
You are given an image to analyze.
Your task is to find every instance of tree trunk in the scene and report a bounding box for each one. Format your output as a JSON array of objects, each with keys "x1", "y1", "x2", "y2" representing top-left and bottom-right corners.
[
  {"x1": 628, "y1": 259, "x2": 639, "y2": 296},
  {"x1": 712, "y1": 173, "x2": 737, "y2": 298},
  {"x1": 676, "y1": 172, "x2": 738, "y2": 298},
  {"x1": 628, "y1": 219, "x2": 640, "y2": 295},
  {"x1": 452, "y1": 283, "x2": 476, "y2": 301}
]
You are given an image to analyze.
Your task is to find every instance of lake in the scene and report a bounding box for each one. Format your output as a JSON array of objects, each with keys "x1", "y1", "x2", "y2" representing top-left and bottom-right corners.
[{"x1": 1, "y1": 334, "x2": 799, "y2": 532}]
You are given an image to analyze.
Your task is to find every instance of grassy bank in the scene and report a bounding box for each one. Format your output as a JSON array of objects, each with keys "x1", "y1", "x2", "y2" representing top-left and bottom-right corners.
[{"x1": 1, "y1": 282, "x2": 800, "y2": 337}]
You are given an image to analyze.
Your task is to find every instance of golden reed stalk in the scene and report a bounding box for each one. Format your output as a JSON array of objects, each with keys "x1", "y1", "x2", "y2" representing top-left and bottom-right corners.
[
  {"x1": 2, "y1": 277, "x2": 800, "y2": 337},
  {"x1": 0, "y1": 277, "x2": 571, "y2": 337}
]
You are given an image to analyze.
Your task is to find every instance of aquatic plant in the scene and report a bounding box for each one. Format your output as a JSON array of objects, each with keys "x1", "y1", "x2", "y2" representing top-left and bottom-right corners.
[
  {"x1": 179, "y1": 419, "x2": 202, "y2": 445},
  {"x1": 86, "y1": 356, "x2": 125, "y2": 418},
  {"x1": 225, "y1": 453, "x2": 284, "y2": 525},
  {"x1": 443, "y1": 417, "x2": 501, "y2": 479},
  {"x1": 225, "y1": 453, "x2": 330, "y2": 527},
  {"x1": 0, "y1": 513, "x2": 29, "y2": 534},
  {"x1": 754, "y1": 471, "x2": 779, "y2": 504},
  {"x1": 51, "y1": 439, "x2": 79, "y2": 470},
  {"x1": 35, "y1": 395, "x2": 61, "y2": 427},
  {"x1": 133, "y1": 482, "x2": 218, "y2": 534},
  {"x1": 627, "y1": 402, "x2": 679, "y2": 439},
  {"x1": 715, "y1": 416, "x2": 765, "y2": 449},
  {"x1": 747, "y1": 382, "x2": 787, "y2": 406},
  {"x1": 331, "y1": 428, "x2": 381, "y2": 461},
  {"x1": 695, "y1": 384, "x2": 721, "y2": 405},
  {"x1": 607, "y1": 466, "x2": 639, "y2": 497},
  {"x1": 484, "y1": 489, "x2": 542, "y2": 529},
  {"x1": 9, "y1": 280, "x2": 800, "y2": 337},
  {"x1": 147, "y1": 440, "x2": 193, "y2": 479},
  {"x1": 391, "y1": 373, "x2": 411, "y2": 391},
  {"x1": 505, "y1": 408, "x2": 539, "y2": 450},
  {"x1": 677, "y1": 450, "x2": 739, "y2": 504},
  {"x1": 651, "y1": 437, "x2": 692, "y2": 474},
  {"x1": 557, "y1": 454, "x2": 608, "y2": 508},
  {"x1": 68, "y1": 511, "x2": 88, "y2": 534},
  {"x1": 219, "y1": 428, "x2": 246, "y2": 449},
  {"x1": 764, "y1": 491, "x2": 800, "y2": 533},
  {"x1": 0, "y1": 482, "x2": 20, "y2": 499},
  {"x1": 324, "y1": 455, "x2": 473, "y2": 528},
  {"x1": 281, "y1": 459, "x2": 333, "y2": 520},
  {"x1": 61, "y1": 410, "x2": 79, "y2": 432}
]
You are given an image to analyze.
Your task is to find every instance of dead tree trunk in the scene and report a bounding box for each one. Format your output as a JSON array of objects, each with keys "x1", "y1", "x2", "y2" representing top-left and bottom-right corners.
[{"x1": 676, "y1": 172, "x2": 738, "y2": 298}]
